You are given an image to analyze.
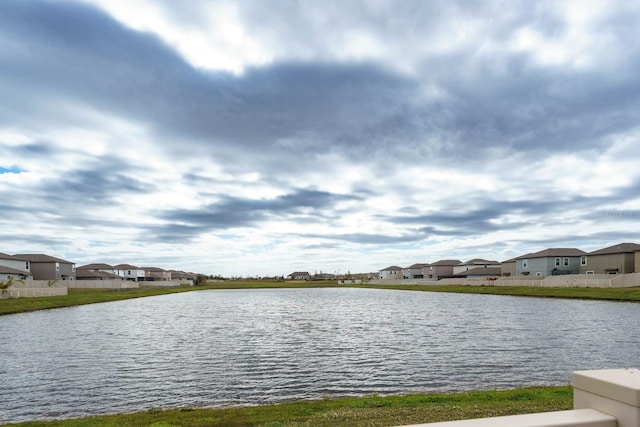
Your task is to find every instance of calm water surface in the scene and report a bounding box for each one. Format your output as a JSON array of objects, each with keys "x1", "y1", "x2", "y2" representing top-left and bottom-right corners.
[{"x1": 1, "y1": 288, "x2": 639, "y2": 423}]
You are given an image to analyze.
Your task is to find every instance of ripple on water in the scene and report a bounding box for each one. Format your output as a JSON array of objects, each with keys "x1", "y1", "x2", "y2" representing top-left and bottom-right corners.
[{"x1": 1, "y1": 288, "x2": 639, "y2": 423}]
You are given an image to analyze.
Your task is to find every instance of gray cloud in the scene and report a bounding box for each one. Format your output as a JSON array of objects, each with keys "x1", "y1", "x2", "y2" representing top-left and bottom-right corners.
[
  {"x1": 5, "y1": 0, "x2": 638, "y2": 174},
  {"x1": 2, "y1": 0, "x2": 640, "y2": 274},
  {"x1": 152, "y1": 189, "x2": 361, "y2": 241}
]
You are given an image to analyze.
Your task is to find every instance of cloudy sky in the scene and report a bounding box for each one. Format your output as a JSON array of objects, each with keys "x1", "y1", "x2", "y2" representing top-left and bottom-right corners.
[{"x1": 1, "y1": 0, "x2": 640, "y2": 277}]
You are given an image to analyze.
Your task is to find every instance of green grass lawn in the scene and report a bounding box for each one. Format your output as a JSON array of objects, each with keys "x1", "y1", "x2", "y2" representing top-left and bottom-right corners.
[{"x1": 2, "y1": 386, "x2": 572, "y2": 427}]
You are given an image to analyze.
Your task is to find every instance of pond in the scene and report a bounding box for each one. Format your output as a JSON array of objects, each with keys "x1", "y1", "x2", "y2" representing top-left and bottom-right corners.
[{"x1": 1, "y1": 287, "x2": 639, "y2": 423}]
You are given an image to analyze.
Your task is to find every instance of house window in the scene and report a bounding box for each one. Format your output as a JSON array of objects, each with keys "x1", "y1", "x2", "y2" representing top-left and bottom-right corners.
[
  {"x1": 128, "y1": 270, "x2": 132, "y2": 275},
  {"x1": 555, "y1": 258, "x2": 561, "y2": 267},
  {"x1": 55, "y1": 262, "x2": 60, "y2": 271},
  {"x1": 522, "y1": 259, "x2": 528, "y2": 268},
  {"x1": 25, "y1": 261, "x2": 29, "y2": 270},
  {"x1": 563, "y1": 258, "x2": 569, "y2": 266},
  {"x1": 72, "y1": 264, "x2": 76, "y2": 272},
  {"x1": 586, "y1": 270, "x2": 594, "y2": 275},
  {"x1": 536, "y1": 272, "x2": 542, "y2": 276},
  {"x1": 581, "y1": 256, "x2": 587, "y2": 266}
]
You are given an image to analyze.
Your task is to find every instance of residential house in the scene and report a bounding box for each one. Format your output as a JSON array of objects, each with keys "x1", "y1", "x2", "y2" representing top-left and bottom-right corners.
[
  {"x1": 515, "y1": 248, "x2": 586, "y2": 276},
  {"x1": 312, "y1": 272, "x2": 336, "y2": 280},
  {"x1": 169, "y1": 270, "x2": 197, "y2": 281},
  {"x1": 579, "y1": 242, "x2": 640, "y2": 275},
  {"x1": 0, "y1": 265, "x2": 33, "y2": 281},
  {"x1": 286, "y1": 271, "x2": 310, "y2": 281},
  {"x1": 422, "y1": 260, "x2": 461, "y2": 280},
  {"x1": 454, "y1": 266, "x2": 502, "y2": 279},
  {"x1": 0, "y1": 252, "x2": 32, "y2": 280},
  {"x1": 13, "y1": 254, "x2": 76, "y2": 281},
  {"x1": 453, "y1": 259, "x2": 501, "y2": 275},
  {"x1": 76, "y1": 264, "x2": 122, "y2": 280},
  {"x1": 142, "y1": 267, "x2": 172, "y2": 281},
  {"x1": 378, "y1": 266, "x2": 402, "y2": 280},
  {"x1": 500, "y1": 256, "x2": 520, "y2": 277},
  {"x1": 404, "y1": 263, "x2": 430, "y2": 279},
  {"x1": 112, "y1": 264, "x2": 146, "y2": 281}
]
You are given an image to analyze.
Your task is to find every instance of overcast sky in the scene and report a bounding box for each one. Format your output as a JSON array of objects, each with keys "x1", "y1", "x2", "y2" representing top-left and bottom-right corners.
[{"x1": 1, "y1": 0, "x2": 640, "y2": 276}]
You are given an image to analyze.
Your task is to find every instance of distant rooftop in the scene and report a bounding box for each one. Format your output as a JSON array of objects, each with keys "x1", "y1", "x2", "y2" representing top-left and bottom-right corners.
[
  {"x1": 589, "y1": 242, "x2": 640, "y2": 255},
  {"x1": 13, "y1": 254, "x2": 74, "y2": 264}
]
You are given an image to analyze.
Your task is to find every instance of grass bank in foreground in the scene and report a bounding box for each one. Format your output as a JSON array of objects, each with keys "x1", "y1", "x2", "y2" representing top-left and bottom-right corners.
[{"x1": 2, "y1": 386, "x2": 572, "y2": 427}]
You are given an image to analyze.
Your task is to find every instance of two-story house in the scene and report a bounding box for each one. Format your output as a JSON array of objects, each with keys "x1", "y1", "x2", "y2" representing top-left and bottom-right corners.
[
  {"x1": 422, "y1": 260, "x2": 461, "y2": 280},
  {"x1": 404, "y1": 263, "x2": 430, "y2": 279},
  {"x1": 13, "y1": 254, "x2": 76, "y2": 280},
  {"x1": 76, "y1": 263, "x2": 122, "y2": 280},
  {"x1": 453, "y1": 259, "x2": 501, "y2": 275},
  {"x1": 378, "y1": 266, "x2": 403, "y2": 279},
  {"x1": 0, "y1": 252, "x2": 32, "y2": 280},
  {"x1": 112, "y1": 264, "x2": 146, "y2": 281},
  {"x1": 286, "y1": 271, "x2": 311, "y2": 280},
  {"x1": 515, "y1": 248, "x2": 586, "y2": 276},
  {"x1": 142, "y1": 267, "x2": 172, "y2": 281},
  {"x1": 579, "y1": 242, "x2": 640, "y2": 275}
]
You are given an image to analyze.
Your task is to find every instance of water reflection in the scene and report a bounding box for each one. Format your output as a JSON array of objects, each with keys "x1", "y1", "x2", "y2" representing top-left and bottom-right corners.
[{"x1": 1, "y1": 288, "x2": 638, "y2": 423}]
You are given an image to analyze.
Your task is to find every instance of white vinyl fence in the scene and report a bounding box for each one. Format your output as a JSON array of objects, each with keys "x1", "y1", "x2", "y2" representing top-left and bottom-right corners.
[{"x1": 371, "y1": 272, "x2": 640, "y2": 288}]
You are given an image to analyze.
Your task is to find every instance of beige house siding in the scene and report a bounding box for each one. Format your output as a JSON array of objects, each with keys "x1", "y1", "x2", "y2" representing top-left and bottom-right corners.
[
  {"x1": 636, "y1": 251, "x2": 640, "y2": 273},
  {"x1": 580, "y1": 253, "x2": 635, "y2": 274},
  {"x1": 501, "y1": 261, "x2": 516, "y2": 276}
]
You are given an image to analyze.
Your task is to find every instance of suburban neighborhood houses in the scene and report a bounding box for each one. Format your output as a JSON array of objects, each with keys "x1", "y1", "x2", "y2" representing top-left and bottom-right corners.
[
  {"x1": 377, "y1": 242, "x2": 640, "y2": 283},
  {"x1": 2, "y1": 241, "x2": 640, "y2": 299},
  {"x1": 0, "y1": 252, "x2": 202, "y2": 299},
  {"x1": 0, "y1": 253, "x2": 199, "y2": 283}
]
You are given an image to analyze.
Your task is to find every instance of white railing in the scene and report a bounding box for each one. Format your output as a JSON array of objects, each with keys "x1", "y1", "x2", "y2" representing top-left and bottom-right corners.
[{"x1": 396, "y1": 368, "x2": 639, "y2": 427}]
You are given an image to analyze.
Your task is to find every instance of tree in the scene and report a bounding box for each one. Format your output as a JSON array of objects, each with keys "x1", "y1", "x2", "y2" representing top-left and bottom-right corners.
[{"x1": 0, "y1": 276, "x2": 24, "y2": 298}]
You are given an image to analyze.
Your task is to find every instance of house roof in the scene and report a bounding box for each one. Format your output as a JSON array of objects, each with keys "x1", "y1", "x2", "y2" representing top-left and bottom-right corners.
[
  {"x1": 380, "y1": 266, "x2": 403, "y2": 271},
  {"x1": 78, "y1": 263, "x2": 114, "y2": 270},
  {"x1": 455, "y1": 267, "x2": 502, "y2": 277},
  {"x1": 588, "y1": 243, "x2": 640, "y2": 256},
  {"x1": 113, "y1": 263, "x2": 140, "y2": 269},
  {"x1": 168, "y1": 270, "x2": 196, "y2": 279},
  {"x1": 288, "y1": 271, "x2": 310, "y2": 276},
  {"x1": 408, "y1": 263, "x2": 430, "y2": 269},
  {"x1": 515, "y1": 248, "x2": 586, "y2": 259},
  {"x1": 0, "y1": 252, "x2": 20, "y2": 260},
  {"x1": 140, "y1": 266, "x2": 166, "y2": 272},
  {"x1": 0, "y1": 265, "x2": 31, "y2": 276},
  {"x1": 75, "y1": 269, "x2": 120, "y2": 279},
  {"x1": 430, "y1": 259, "x2": 462, "y2": 266},
  {"x1": 13, "y1": 254, "x2": 74, "y2": 264},
  {"x1": 458, "y1": 258, "x2": 500, "y2": 266},
  {"x1": 501, "y1": 255, "x2": 523, "y2": 263}
]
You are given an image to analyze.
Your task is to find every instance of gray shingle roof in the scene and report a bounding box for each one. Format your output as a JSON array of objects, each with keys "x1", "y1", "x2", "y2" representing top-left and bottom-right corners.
[
  {"x1": 0, "y1": 265, "x2": 31, "y2": 276},
  {"x1": 430, "y1": 259, "x2": 462, "y2": 266},
  {"x1": 588, "y1": 243, "x2": 640, "y2": 255},
  {"x1": 380, "y1": 266, "x2": 403, "y2": 271},
  {"x1": 78, "y1": 263, "x2": 114, "y2": 270},
  {"x1": 455, "y1": 266, "x2": 502, "y2": 277},
  {"x1": 13, "y1": 254, "x2": 74, "y2": 264}
]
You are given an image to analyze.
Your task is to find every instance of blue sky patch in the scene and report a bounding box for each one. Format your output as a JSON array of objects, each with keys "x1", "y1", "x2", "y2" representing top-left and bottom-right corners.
[{"x1": 0, "y1": 166, "x2": 23, "y2": 174}]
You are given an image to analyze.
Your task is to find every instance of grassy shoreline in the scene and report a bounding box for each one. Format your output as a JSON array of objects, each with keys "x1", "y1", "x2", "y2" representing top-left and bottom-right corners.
[
  {"x1": 2, "y1": 281, "x2": 639, "y2": 316},
  {"x1": 1, "y1": 385, "x2": 573, "y2": 427}
]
